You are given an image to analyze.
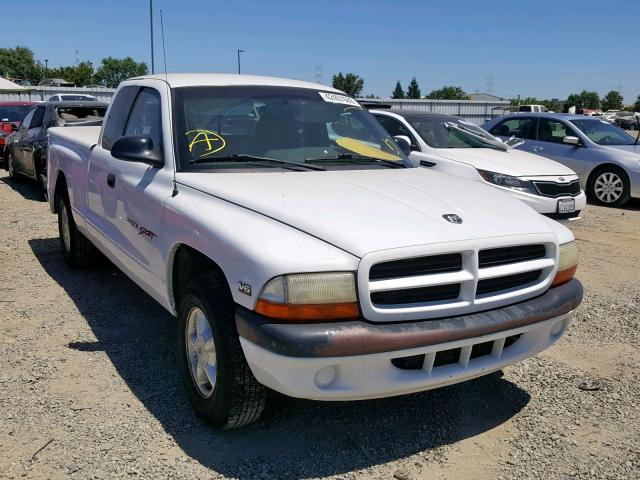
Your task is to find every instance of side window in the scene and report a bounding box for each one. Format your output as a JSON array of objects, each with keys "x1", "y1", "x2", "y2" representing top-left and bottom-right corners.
[
  {"x1": 537, "y1": 119, "x2": 574, "y2": 144},
  {"x1": 101, "y1": 86, "x2": 139, "y2": 150},
  {"x1": 519, "y1": 106, "x2": 532, "y2": 112},
  {"x1": 30, "y1": 107, "x2": 46, "y2": 129},
  {"x1": 375, "y1": 115, "x2": 417, "y2": 146},
  {"x1": 489, "y1": 118, "x2": 536, "y2": 139},
  {"x1": 20, "y1": 108, "x2": 36, "y2": 130},
  {"x1": 124, "y1": 88, "x2": 162, "y2": 153}
]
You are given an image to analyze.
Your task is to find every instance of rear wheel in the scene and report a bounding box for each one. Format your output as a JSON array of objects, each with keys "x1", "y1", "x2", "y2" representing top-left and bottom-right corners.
[
  {"x1": 587, "y1": 166, "x2": 631, "y2": 207},
  {"x1": 178, "y1": 271, "x2": 266, "y2": 429},
  {"x1": 57, "y1": 192, "x2": 98, "y2": 268}
]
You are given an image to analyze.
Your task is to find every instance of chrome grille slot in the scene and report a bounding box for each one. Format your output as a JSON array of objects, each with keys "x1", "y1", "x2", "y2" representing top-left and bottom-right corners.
[
  {"x1": 371, "y1": 283, "x2": 460, "y2": 306},
  {"x1": 533, "y1": 180, "x2": 581, "y2": 198},
  {"x1": 369, "y1": 253, "x2": 462, "y2": 280},
  {"x1": 477, "y1": 270, "x2": 543, "y2": 296},
  {"x1": 479, "y1": 244, "x2": 546, "y2": 267}
]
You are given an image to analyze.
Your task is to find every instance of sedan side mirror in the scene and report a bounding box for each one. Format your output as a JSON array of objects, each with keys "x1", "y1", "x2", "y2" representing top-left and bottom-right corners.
[
  {"x1": 563, "y1": 136, "x2": 581, "y2": 146},
  {"x1": 111, "y1": 136, "x2": 163, "y2": 167},
  {"x1": 393, "y1": 135, "x2": 412, "y2": 156}
]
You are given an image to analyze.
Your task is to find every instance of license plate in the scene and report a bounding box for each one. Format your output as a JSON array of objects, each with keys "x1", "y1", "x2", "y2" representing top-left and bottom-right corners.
[{"x1": 558, "y1": 198, "x2": 575, "y2": 214}]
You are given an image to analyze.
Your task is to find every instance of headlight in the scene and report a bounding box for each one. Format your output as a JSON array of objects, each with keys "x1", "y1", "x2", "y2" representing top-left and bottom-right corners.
[
  {"x1": 255, "y1": 272, "x2": 359, "y2": 321},
  {"x1": 477, "y1": 169, "x2": 537, "y2": 194},
  {"x1": 552, "y1": 241, "x2": 578, "y2": 287}
]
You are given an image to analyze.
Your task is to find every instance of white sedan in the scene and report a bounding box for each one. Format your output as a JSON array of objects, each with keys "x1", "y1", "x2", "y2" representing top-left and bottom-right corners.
[{"x1": 372, "y1": 109, "x2": 587, "y2": 220}]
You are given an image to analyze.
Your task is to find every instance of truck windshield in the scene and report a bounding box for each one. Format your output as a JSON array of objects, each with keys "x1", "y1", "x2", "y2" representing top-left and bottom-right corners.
[
  {"x1": 407, "y1": 117, "x2": 507, "y2": 151},
  {"x1": 173, "y1": 86, "x2": 408, "y2": 171},
  {"x1": 570, "y1": 119, "x2": 636, "y2": 146}
]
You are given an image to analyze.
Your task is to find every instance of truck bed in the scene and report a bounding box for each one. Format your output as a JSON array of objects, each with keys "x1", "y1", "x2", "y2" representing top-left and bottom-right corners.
[{"x1": 48, "y1": 125, "x2": 101, "y2": 149}]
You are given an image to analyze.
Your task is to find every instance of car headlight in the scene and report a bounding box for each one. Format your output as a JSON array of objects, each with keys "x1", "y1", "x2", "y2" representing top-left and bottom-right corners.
[
  {"x1": 552, "y1": 241, "x2": 578, "y2": 287},
  {"x1": 477, "y1": 169, "x2": 537, "y2": 194},
  {"x1": 255, "y1": 272, "x2": 359, "y2": 321}
]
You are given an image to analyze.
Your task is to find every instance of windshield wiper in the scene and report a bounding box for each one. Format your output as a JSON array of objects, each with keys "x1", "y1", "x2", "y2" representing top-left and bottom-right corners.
[
  {"x1": 443, "y1": 121, "x2": 508, "y2": 151},
  {"x1": 305, "y1": 153, "x2": 405, "y2": 168},
  {"x1": 193, "y1": 154, "x2": 325, "y2": 171}
]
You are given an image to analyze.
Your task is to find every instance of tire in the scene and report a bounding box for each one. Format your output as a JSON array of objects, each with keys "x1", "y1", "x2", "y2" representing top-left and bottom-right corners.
[
  {"x1": 56, "y1": 192, "x2": 99, "y2": 268},
  {"x1": 35, "y1": 158, "x2": 48, "y2": 201},
  {"x1": 177, "y1": 271, "x2": 266, "y2": 429},
  {"x1": 587, "y1": 166, "x2": 631, "y2": 207},
  {"x1": 7, "y1": 152, "x2": 20, "y2": 180}
]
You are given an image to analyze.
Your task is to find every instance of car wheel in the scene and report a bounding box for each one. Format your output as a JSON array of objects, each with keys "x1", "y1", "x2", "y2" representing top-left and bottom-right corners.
[
  {"x1": 178, "y1": 271, "x2": 267, "y2": 429},
  {"x1": 57, "y1": 192, "x2": 99, "y2": 268},
  {"x1": 587, "y1": 166, "x2": 631, "y2": 207},
  {"x1": 7, "y1": 152, "x2": 19, "y2": 180}
]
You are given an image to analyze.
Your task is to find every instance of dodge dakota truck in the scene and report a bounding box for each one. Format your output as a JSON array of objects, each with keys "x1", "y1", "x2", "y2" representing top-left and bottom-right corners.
[{"x1": 47, "y1": 74, "x2": 583, "y2": 429}]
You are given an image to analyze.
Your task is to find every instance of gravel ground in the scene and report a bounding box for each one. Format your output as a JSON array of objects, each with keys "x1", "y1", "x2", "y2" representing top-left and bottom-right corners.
[{"x1": 0, "y1": 170, "x2": 639, "y2": 480}]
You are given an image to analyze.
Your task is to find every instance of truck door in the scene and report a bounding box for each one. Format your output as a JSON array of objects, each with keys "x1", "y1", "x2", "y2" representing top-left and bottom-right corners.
[{"x1": 86, "y1": 85, "x2": 173, "y2": 299}]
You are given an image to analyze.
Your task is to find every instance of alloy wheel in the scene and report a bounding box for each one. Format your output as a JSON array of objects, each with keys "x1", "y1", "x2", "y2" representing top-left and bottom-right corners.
[{"x1": 593, "y1": 172, "x2": 624, "y2": 204}]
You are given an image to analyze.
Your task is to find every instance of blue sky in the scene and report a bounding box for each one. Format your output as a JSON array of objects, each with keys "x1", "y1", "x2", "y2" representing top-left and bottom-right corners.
[{"x1": 5, "y1": 1, "x2": 638, "y2": 102}]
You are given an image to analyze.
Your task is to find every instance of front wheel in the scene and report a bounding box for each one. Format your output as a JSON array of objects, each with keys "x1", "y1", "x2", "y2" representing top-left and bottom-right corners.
[
  {"x1": 587, "y1": 166, "x2": 631, "y2": 207},
  {"x1": 178, "y1": 271, "x2": 266, "y2": 429}
]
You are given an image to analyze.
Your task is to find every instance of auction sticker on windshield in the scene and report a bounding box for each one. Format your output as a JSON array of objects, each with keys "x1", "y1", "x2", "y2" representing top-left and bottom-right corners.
[{"x1": 318, "y1": 92, "x2": 360, "y2": 107}]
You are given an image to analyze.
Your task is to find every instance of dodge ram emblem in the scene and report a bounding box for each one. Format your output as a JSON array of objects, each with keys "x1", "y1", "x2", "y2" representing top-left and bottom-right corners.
[{"x1": 443, "y1": 214, "x2": 463, "y2": 224}]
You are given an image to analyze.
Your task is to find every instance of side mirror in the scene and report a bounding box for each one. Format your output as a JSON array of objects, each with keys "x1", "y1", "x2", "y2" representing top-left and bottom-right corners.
[
  {"x1": 111, "y1": 136, "x2": 163, "y2": 166},
  {"x1": 562, "y1": 136, "x2": 581, "y2": 146},
  {"x1": 393, "y1": 135, "x2": 412, "y2": 156}
]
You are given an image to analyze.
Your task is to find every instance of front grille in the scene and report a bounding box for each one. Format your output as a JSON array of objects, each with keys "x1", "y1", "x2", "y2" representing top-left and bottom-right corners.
[
  {"x1": 479, "y1": 244, "x2": 546, "y2": 268},
  {"x1": 371, "y1": 283, "x2": 460, "y2": 305},
  {"x1": 361, "y1": 240, "x2": 556, "y2": 322},
  {"x1": 369, "y1": 253, "x2": 462, "y2": 280},
  {"x1": 533, "y1": 180, "x2": 581, "y2": 198},
  {"x1": 477, "y1": 270, "x2": 543, "y2": 296}
]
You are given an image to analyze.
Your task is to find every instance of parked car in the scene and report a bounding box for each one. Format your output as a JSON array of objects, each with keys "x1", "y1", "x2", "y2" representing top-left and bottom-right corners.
[
  {"x1": 612, "y1": 111, "x2": 639, "y2": 131},
  {"x1": 371, "y1": 109, "x2": 586, "y2": 220},
  {"x1": 5, "y1": 101, "x2": 107, "y2": 197},
  {"x1": 47, "y1": 74, "x2": 582, "y2": 429},
  {"x1": 0, "y1": 101, "x2": 38, "y2": 163},
  {"x1": 48, "y1": 94, "x2": 98, "y2": 102},
  {"x1": 484, "y1": 113, "x2": 640, "y2": 206},
  {"x1": 38, "y1": 78, "x2": 74, "y2": 87}
]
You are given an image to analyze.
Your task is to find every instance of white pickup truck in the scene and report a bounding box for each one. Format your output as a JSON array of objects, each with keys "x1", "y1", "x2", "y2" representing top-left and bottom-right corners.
[{"x1": 48, "y1": 74, "x2": 583, "y2": 429}]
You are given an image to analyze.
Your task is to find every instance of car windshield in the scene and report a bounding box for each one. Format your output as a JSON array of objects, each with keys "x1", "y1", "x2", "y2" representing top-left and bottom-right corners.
[
  {"x1": 570, "y1": 119, "x2": 637, "y2": 146},
  {"x1": 407, "y1": 116, "x2": 507, "y2": 150},
  {"x1": 0, "y1": 105, "x2": 33, "y2": 122},
  {"x1": 173, "y1": 86, "x2": 408, "y2": 171}
]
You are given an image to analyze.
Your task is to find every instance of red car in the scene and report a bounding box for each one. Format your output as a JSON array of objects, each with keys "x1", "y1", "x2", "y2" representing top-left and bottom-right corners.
[{"x1": 0, "y1": 101, "x2": 38, "y2": 163}]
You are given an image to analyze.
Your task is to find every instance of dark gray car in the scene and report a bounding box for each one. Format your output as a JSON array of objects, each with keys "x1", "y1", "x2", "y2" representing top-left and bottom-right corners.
[{"x1": 484, "y1": 113, "x2": 640, "y2": 206}]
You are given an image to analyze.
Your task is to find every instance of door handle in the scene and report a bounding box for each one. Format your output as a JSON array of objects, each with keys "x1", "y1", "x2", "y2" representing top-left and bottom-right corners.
[{"x1": 107, "y1": 173, "x2": 116, "y2": 188}]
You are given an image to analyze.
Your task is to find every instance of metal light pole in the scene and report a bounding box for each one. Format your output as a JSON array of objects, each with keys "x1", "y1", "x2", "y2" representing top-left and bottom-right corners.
[
  {"x1": 44, "y1": 59, "x2": 49, "y2": 79},
  {"x1": 237, "y1": 49, "x2": 245, "y2": 74},
  {"x1": 150, "y1": 0, "x2": 155, "y2": 74}
]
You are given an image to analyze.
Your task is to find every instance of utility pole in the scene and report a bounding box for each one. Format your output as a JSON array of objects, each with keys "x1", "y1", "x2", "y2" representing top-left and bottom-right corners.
[
  {"x1": 314, "y1": 66, "x2": 322, "y2": 84},
  {"x1": 44, "y1": 59, "x2": 49, "y2": 78},
  {"x1": 150, "y1": 0, "x2": 155, "y2": 74},
  {"x1": 237, "y1": 50, "x2": 245, "y2": 74}
]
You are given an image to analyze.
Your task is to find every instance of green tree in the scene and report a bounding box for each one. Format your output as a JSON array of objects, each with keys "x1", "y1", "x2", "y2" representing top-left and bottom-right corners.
[
  {"x1": 47, "y1": 61, "x2": 95, "y2": 87},
  {"x1": 601, "y1": 90, "x2": 624, "y2": 111},
  {"x1": 94, "y1": 57, "x2": 148, "y2": 88},
  {"x1": 0, "y1": 46, "x2": 39, "y2": 82},
  {"x1": 426, "y1": 86, "x2": 468, "y2": 100},
  {"x1": 391, "y1": 81, "x2": 405, "y2": 99},
  {"x1": 331, "y1": 72, "x2": 364, "y2": 97},
  {"x1": 406, "y1": 77, "x2": 421, "y2": 99},
  {"x1": 565, "y1": 90, "x2": 600, "y2": 111}
]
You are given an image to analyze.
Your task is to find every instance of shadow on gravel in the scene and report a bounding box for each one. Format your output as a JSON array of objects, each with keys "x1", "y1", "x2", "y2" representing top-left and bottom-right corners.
[
  {"x1": 30, "y1": 237, "x2": 531, "y2": 480},
  {"x1": 0, "y1": 176, "x2": 44, "y2": 202}
]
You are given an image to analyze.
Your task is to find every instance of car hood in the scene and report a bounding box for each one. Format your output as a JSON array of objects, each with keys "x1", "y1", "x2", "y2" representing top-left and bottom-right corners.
[
  {"x1": 433, "y1": 147, "x2": 577, "y2": 177},
  {"x1": 176, "y1": 168, "x2": 554, "y2": 258}
]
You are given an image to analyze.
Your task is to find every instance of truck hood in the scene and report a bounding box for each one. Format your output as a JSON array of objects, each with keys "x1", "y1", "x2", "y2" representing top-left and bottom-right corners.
[
  {"x1": 176, "y1": 168, "x2": 554, "y2": 258},
  {"x1": 433, "y1": 147, "x2": 577, "y2": 177}
]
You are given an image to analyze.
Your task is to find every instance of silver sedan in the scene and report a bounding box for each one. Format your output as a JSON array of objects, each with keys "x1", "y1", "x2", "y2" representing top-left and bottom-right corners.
[{"x1": 484, "y1": 113, "x2": 640, "y2": 206}]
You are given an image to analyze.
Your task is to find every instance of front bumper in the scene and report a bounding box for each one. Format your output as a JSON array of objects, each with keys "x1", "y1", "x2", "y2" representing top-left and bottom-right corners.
[
  {"x1": 503, "y1": 188, "x2": 587, "y2": 218},
  {"x1": 237, "y1": 279, "x2": 582, "y2": 400}
]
